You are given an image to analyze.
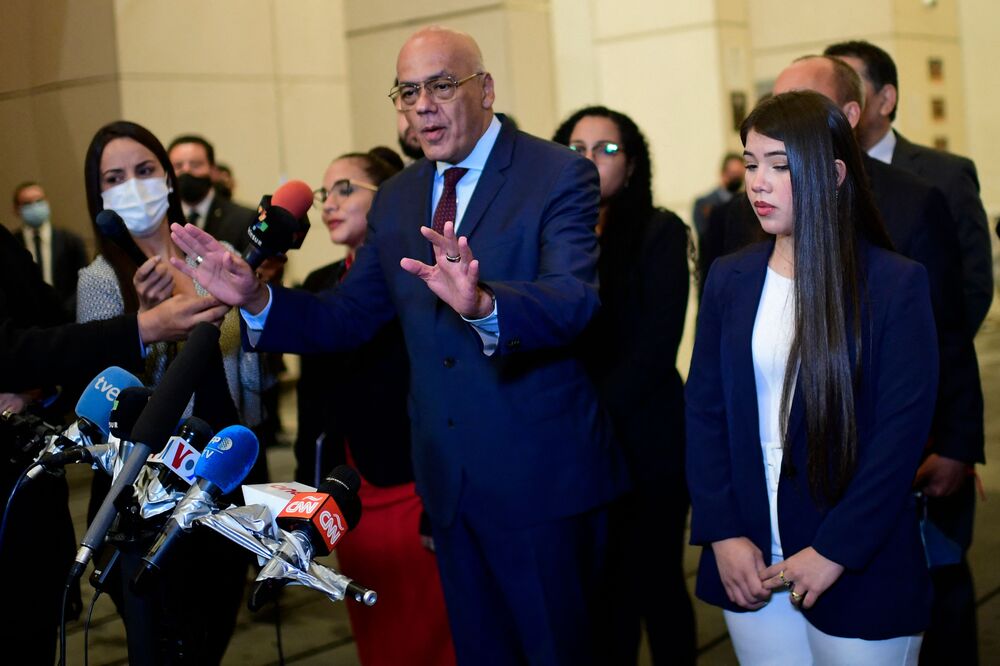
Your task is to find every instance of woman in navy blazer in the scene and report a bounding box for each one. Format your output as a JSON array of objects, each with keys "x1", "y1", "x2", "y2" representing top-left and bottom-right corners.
[{"x1": 686, "y1": 91, "x2": 938, "y2": 664}]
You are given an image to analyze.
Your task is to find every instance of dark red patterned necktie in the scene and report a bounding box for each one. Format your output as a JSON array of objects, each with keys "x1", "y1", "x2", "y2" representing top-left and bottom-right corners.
[{"x1": 432, "y1": 167, "x2": 469, "y2": 234}]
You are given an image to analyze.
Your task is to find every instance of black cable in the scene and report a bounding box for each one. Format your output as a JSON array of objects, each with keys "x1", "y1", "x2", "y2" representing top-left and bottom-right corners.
[
  {"x1": 59, "y1": 580, "x2": 72, "y2": 666},
  {"x1": 274, "y1": 593, "x2": 285, "y2": 666},
  {"x1": 84, "y1": 589, "x2": 102, "y2": 666},
  {"x1": 0, "y1": 465, "x2": 32, "y2": 554}
]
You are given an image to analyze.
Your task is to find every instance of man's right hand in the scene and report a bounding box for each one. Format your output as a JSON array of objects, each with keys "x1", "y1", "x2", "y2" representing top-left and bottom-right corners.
[
  {"x1": 137, "y1": 293, "x2": 231, "y2": 343},
  {"x1": 168, "y1": 223, "x2": 269, "y2": 313},
  {"x1": 711, "y1": 536, "x2": 771, "y2": 610}
]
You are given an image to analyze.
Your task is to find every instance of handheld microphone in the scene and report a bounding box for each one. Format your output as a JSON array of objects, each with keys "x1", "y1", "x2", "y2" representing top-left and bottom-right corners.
[
  {"x1": 248, "y1": 465, "x2": 362, "y2": 610},
  {"x1": 96, "y1": 210, "x2": 149, "y2": 267},
  {"x1": 69, "y1": 323, "x2": 221, "y2": 582},
  {"x1": 132, "y1": 424, "x2": 259, "y2": 590},
  {"x1": 242, "y1": 180, "x2": 312, "y2": 269}
]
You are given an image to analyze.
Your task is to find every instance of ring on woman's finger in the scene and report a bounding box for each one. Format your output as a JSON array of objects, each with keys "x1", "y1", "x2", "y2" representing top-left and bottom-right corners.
[
  {"x1": 445, "y1": 254, "x2": 461, "y2": 263},
  {"x1": 779, "y1": 569, "x2": 793, "y2": 588},
  {"x1": 790, "y1": 590, "x2": 803, "y2": 603}
]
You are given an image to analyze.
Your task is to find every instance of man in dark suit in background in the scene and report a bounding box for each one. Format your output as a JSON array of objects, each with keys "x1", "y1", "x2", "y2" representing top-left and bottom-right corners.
[
  {"x1": 775, "y1": 53, "x2": 985, "y2": 666},
  {"x1": 167, "y1": 134, "x2": 255, "y2": 253},
  {"x1": 171, "y1": 26, "x2": 629, "y2": 666},
  {"x1": 12, "y1": 181, "x2": 88, "y2": 318},
  {"x1": 825, "y1": 40, "x2": 993, "y2": 336}
]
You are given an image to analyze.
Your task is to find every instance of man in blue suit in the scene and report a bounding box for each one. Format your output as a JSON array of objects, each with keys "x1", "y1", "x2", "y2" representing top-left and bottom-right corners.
[{"x1": 172, "y1": 26, "x2": 628, "y2": 666}]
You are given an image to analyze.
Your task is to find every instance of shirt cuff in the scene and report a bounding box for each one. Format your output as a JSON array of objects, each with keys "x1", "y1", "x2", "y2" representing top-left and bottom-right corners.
[
  {"x1": 462, "y1": 299, "x2": 499, "y2": 356},
  {"x1": 240, "y1": 285, "x2": 274, "y2": 347}
]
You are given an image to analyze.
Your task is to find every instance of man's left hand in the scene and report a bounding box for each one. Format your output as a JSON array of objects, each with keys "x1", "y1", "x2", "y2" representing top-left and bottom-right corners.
[
  {"x1": 914, "y1": 453, "x2": 971, "y2": 497},
  {"x1": 400, "y1": 221, "x2": 493, "y2": 319}
]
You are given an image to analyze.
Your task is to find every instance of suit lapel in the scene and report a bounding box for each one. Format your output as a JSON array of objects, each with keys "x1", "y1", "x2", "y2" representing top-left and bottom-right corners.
[
  {"x1": 890, "y1": 130, "x2": 921, "y2": 171},
  {"x1": 401, "y1": 159, "x2": 436, "y2": 264},
  {"x1": 727, "y1": 244, "x2": 771, "y2": 447},
  {"x1": 455, "y1": 119, "x2": 514, "y2": 241}
]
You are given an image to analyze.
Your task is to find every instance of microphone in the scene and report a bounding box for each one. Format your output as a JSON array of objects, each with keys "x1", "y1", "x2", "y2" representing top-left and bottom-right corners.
[
  {"x1": 96, "y1": 209, "x2": 149, "y2": 267},
  {"x1": 146, "y1": 417, "x2": 214, "y2": 489},
  {"x1": 248, "y1": 465, "x2": 362, "y2": 610},
  {"x1": 24, "y1": 367, "x2": 145, "y2": 473},
  {"x1": 132, "y1": 424, "x2": 259, "y2": 590},
  {"x1": 242, "y1": 180, "x2": 312, "y2": 269},
  {"x1": 135, "y1": 417, "x2": 215, "y2": 519},
  {"x1": 108, "y1": 385, "x2": 155, "y2": 442},
  {"x1": 69, "y1": 323, "x2": 221, "y2": 581}
]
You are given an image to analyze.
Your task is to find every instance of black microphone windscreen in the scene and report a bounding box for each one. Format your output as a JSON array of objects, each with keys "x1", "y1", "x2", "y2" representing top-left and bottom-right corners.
[
  {"x1": 130, "y1": 323, "x2": 221, "y2": 452},
  {"x1": 96, "y1": 210, "x2": 148, "y2": 266},
  {"x1": 109, "y1": 386, "x2": 154, "y2": 440}
]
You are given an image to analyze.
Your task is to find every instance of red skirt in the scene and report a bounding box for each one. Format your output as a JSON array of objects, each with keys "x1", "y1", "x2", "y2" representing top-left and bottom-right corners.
[{"x1": 335, "y1": 477, "x2": 456, "y2": 666}]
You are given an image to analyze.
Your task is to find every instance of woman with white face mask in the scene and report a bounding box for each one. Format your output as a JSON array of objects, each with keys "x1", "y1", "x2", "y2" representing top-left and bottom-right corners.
[{"x1": 76, "y1": 120, "x2": 260, "y2": 664}]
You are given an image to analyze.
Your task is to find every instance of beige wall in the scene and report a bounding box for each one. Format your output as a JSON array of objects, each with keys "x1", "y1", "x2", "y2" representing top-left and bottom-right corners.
[
  {"x1": 2, "y1": 0, "x2": 997, "y2": 288},
  {"x1": 112, "y1": 0, "x2": 354, "y2": 286},
  {"x1": 0, "y1": 0, "x2": 119, "y2": 242},
  {"x1": 958, "y1": 0, "x2": 999, "y2": 221}
]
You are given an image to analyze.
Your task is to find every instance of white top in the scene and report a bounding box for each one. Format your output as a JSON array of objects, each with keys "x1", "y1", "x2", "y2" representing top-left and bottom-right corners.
[{"x1": 751, "y1": 266, "x2": 796, "y2": 561}]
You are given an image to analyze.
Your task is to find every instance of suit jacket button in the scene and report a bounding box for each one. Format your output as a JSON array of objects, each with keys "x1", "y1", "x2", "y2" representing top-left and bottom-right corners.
[
  {"x1": 507, "y1": 338, "x2": 520, "y2": 348},
  {"x1": 447, "y1": 418, "x2": 455, "y2": 428},
  {"x1": 443, "y1": 357, "x2": 455, "y2": 368}
]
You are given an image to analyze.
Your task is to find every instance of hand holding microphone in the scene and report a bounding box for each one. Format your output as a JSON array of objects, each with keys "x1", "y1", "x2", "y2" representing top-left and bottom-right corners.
[
  {"x1": 170, "y1": 180, "x2": 313, "y2": 312},
  {"x1": 133, "y1": 256, "x2": 175, "y2": 311}
]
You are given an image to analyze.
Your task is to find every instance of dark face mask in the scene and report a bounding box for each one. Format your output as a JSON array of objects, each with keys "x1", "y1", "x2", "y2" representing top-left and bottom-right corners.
[
  {"x1": 724, "y1": 177, "x2": 743, "y2": 194},
  {"x1": 177, "y1": 173, "x2": 213, "y2": 204}
]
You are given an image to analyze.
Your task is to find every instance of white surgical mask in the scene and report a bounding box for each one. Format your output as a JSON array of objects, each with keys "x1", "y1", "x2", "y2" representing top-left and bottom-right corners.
[{"x1": 101, "y1": 177, "x2": 171, "y2": 238}]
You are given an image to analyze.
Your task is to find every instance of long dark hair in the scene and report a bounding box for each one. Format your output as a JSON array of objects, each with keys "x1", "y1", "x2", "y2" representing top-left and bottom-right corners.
[
  {"x1": 741, "y1": 91, "x2": 891, "y2": 503},
  {"x1": 552, "y1": 106, "x2": 654, "y2": 287},
  {"x1": 84, "y1": 120, "x2": 185, "y2": 313}
]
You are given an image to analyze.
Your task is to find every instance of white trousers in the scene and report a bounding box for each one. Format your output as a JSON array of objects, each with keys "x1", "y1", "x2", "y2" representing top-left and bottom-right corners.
[{"x1": 723, "y1": 590, "x2": 922, "y2": 666}]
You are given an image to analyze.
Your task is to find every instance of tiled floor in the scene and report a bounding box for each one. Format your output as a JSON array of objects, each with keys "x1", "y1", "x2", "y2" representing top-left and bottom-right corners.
[{"x1": 64, "y1": 304, "x2": 1000, "y2": 665}]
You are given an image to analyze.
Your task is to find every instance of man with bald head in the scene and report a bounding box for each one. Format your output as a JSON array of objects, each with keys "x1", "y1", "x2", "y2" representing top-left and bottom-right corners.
[{"x1": 171, "y1": 26, "x2": 627, "y2": 665}]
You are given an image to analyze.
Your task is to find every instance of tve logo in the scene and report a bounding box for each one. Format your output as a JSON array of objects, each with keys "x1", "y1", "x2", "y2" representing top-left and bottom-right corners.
[{"x1": 94, "y1": 374, "x2": 122, "y2": 402}]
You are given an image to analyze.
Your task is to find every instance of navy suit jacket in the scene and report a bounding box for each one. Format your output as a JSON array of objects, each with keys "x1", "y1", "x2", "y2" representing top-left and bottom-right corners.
[
  {"x1": 891, "y1": 131, "x2": 993, "y2": 333},
  {"x1": 249, "y1": 119, "x2": 629, "y2": 526},
  {"x1": 686, "y1": 240, "x2": 938, "y2": 640}
]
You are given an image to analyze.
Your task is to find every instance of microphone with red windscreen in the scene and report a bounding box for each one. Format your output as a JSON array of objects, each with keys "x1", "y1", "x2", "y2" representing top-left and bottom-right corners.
[{"x1": 243, "y1": 179, "x2": 313, "y2": 269}]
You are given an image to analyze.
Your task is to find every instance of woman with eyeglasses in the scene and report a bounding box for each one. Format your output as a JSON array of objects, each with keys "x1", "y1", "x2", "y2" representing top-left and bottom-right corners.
[
  {"x1": 687, "y1": 91, "x2": 937, "y2": 664},
  {"x1": 295, "y1": 147, "x2": 455, "y2": 666},
  {"x1": 553, "y1": 107, "x2": 695, "y2": 665},
  {"x1": 76, "y1": 120, "x2": 262, "y2": 663}
]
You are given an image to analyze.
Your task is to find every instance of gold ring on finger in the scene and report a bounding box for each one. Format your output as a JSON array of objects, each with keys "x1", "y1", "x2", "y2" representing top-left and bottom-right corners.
[{"x1": 779, "y1": 570, "x2": 792, "y2": 589}]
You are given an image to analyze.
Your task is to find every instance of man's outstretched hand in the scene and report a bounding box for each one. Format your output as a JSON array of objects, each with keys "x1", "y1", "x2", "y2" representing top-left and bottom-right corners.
[
  {"x1": 400, "y1": 222, "x2": 493, "y2": 319},
  {"x1": 168, "y1": 223, "x2": 270, "y2": 314}
]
